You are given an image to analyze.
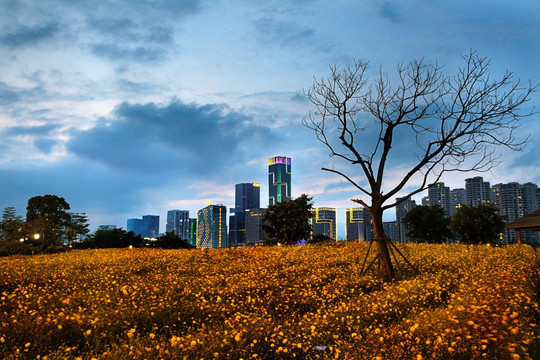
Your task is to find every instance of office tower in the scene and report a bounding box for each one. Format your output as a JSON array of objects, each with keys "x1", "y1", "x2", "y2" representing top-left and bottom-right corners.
[
  {"x1": 229, "y1": 183, "x2": 261, "y2": 247},
  {"x1": 465, "y1": 176, "x2": 491, "y2": 206},
  {"x1": 426, "y1": 182, "x2": 452, "y2": 216},
  {"x1": 492, "y1": 182, "x2": 522, "y2": 243},
  {"x1": 450, "y1": 188, "x2": 466, "y2": 216},
  {"x1": 166, "y1": 210, "x2": 190, "y2": 239},
  {"x1": 245, "y1": 208, "x2": 267, "y2": 245},
  {"x1": 188, "y1": 218, "x2": 197, "y2": 246},
  {"x1": 127, "y1": 215, "x2": 159, "y2": 239},
  {"x1": 383, "y1": 221, "x2": 399, "y2": 241},
  {"x1": 396, "y1": 196, "x2": 417, "y2": 242},
  {"x1": 312, "y1": 208, "x2": 337, "y2": 240},
  {"x1": 520, "y1": 182, "x2": 539, "y2": 215},
  {"x1": 268, "y1": 156, "x2": 292, "y2": 206},
  {"x1": 345, "y1": 208, "x2": 373, "y2": 241},
  {"x1": 197, "y1": 204, "x2": 227, "y2": 249}
]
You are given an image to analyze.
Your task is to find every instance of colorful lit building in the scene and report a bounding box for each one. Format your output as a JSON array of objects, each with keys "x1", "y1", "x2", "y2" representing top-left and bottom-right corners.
[
  {"x1": 345, "y1": 208, "x2": 372, "y2": 241},
  {"x1": 268, "y1": 156, "x2": 291, "y2": 206},
  {"x1": 197, "y1": 204, "x2": 227, "y2": 249},
  {"x1": 312, "y1": 207, "x2": 337, "y2": 240}
]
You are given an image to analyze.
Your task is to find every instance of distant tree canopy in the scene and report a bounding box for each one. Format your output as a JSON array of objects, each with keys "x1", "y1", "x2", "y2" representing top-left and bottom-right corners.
[
  {"x1": 154, "y1": 232, "x2": 195, "y2": 249},
  {"x1": 402, "y1": 205, "x2": 453, "y2": 244},
  {"x1": 25, "y1": 195, "x2": 71, "y2": 250},
  {"x1": 451, "y1": 204, "x2": 505, "y2": 244},
  {"x1": 90, "y1": 228, "x2": 144, "y2": 248},
  {"x1": 66, "y1": 213, "x2": 91, "y2": 244},
  {"x1": 262, "y1": 194, "x2": 314, "y2": 245}
]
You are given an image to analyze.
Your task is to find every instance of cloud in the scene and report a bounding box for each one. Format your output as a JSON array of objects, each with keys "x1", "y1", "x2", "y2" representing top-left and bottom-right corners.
[
  {"x1": 253, "y1": 18, "x2": 315, "y2": 48},
  {"x1": 3, "y1": 123, "x2": 61, "y2": 137},
  {"x1": 89, "y1": 43, "x2": 168, "y2": 63},
  {"x1": 66, "y1": 99, "x2": 281, "y2": 176},
  {"x1": 378, "y1": 2, "x2": 402, "y2": 22},
  {"x1": 0, "y1": 23, "x2": 60, "y2": 48}
]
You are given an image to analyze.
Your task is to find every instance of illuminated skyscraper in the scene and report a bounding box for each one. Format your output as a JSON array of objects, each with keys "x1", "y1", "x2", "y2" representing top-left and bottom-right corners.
[
  {"x1": 166, "y1": 210, "x2": 189, "y2": 239},
  {"x1": 245, "y1": 208, "x2": 267, "y2": 245},
  {"x1": 268, "y1": 156, "x2": 291, "y2": 206},
  {"x1": 229, "y1": 183, "x2": 261, "y2": 246},
  {"x1": 188, "y1": 218, "x2": 197, "y2": 246},
  {"x1": 345, "y1": 208, "x2": 373, "y2": 241},
  {"x1": 312, "y1": 208, "x2": 337, "y2": 240},
  {"x1": 465, "y1": 176, "x2": 491, "y2": 206},
  {"x1": 197, "y1": 204, "x2": 227, "y2": 249},
  {"x1": 425, "y1": 182, "x2": 452, "y2": 216}
]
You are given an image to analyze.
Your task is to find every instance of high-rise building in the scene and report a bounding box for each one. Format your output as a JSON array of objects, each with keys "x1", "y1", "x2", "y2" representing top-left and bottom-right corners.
[
  {"x1": 450, "y1": 188, "x2": 466, "y2": 216},
  {"x1": 268, "y1": 156, "x2": 291, "y2": 206},
  {"x1": 127, "y1": 215, "x2": 159, "y2": 239},
  {"x1": 312, "y1": 208, "x2": 337, "y2": 240},
  {"x1": 383, "y1": 221, "x2": 399, "y2": 241},
  {"x1": 465, "y1": 176, "x2": 491, "y2": 206},
  {"x1": 425, "y1": 182, "x2": 452, "y2": 216},
  {"x1": 197, "y1": 204, "x2": 227, "y2": 249},
  {"x1": 188, "y1": 218, "x2": 197, "y2": 246},
  {"x1": 492, "y1": 182, "x2": 523, "y2": 243},
  {"x1": 345, "y1": 208, "x2": 372, "y2": 241},
  {"x1": 396, "y1": 196, "x2": 416, "y2": 242},
  {"x1": 229, "y1": 183, "x2": 261, "y2": 247},
  {"x1": 521, "y1": 182, "x2": 539, "y2": 215},
  {"x1": 166, "y1": 210, "x2": 189, "y2": 239},
  {"x1": 245, "y1": 208, "x2": 267, "y2": 246}
]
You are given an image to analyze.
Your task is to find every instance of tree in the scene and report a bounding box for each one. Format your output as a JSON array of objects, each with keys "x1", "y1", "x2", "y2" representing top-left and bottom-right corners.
[
  {"x1": 304, "y1": 51, "x2": 535, "y2": 281},
  {"x1": 92, "y1": 228, "x2": 143, "y2": 248},
  {"x1": 155, "y1": 232, "x2": 195, "y2": 249},
  {"x1": 0, "y1": 207, "x2": 26, "y2": 254},
  {"x1": 451, "y1": 204, "x2": 505, "y2": 244},
  {"x1": 402, "y1": 205, "x2": 453, "y2": 243},
  {"x1": 26, "y1": 195, "x2": 71, "y2": 251},
  {"x1": 66, "y1": 212, "x2": 91, "y2": 244},
  {"x1": 262, "y1": 194, "x2": 314, "y2": 245}
]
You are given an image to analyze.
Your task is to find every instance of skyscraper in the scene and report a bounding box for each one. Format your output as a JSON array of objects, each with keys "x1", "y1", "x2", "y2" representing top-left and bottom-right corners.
[
  {"x1": 450, "y1": 188, "x2": 466, "y2": 216},
  {"x1": 345, "y1": 208, "x2": 373, "y2": 241},
  {"x1": 465, "y1": 176, "x2": 491, "y2": 206},
  {"x1": 396, "y1": 196, "x2": 416, "y2": 242},
  {"x1": 166, "y1": 210, "x2": 189, "y2": 239},
  {"x1": 127, "y1": 215, "x2": 159, "y2": 239},
  {"x1": 188, "y1": 218, "x2": 197, "y2": 246},
  {"x1": 312, "y1": 208, "x2": 337, "y2": 240},
  {"x1": 268, "y1": 156, "x2": 291, "y2": 206},
  {"x1": 425, "y1": 182, "x2": 452, "y2": 216},
  {"x1": 229, "y1": 183, "x2": 261, "y2": 246},
  {"x1": 197, "y1": 204, "x2": 227, "y2": 249},
  {"x1": 245, "y1": 208, "x2": 267, "y2": 246}
]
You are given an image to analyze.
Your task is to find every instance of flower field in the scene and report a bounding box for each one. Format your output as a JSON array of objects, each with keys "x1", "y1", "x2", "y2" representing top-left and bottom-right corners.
[{"x1": 1, "y1": 243, "x2": 538, "y2": 359}]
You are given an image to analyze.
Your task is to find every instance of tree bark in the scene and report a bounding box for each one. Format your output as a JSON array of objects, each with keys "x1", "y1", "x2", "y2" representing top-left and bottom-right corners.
[{"x1": 370, "y1": 201, "x2": 395, "y2": 282}]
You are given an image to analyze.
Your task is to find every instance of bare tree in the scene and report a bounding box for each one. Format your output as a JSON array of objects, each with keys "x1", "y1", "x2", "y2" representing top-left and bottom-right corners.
[{"x1": 304, "y1": 51, "x2": 536, "y2": 281}]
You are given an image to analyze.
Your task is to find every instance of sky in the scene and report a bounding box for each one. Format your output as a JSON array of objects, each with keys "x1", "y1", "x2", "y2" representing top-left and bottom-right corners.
[{"x1": 1, "y1": 0, "x2": 539, "y2": 237}]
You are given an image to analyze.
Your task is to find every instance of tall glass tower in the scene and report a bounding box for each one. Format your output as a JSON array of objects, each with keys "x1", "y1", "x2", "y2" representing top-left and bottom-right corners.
[
  {"x1": 197, "y1": 204, "x2": 227, "y2": 249},
  {"x1": 166, "y1": 210, "x2": 189, "y2": 239},
  {"x1": 229, "y1": 183, "x2": 260, "y2": 247},
  {"x1": 268, "y1": 156, "x2": 291, "y2": 206}
]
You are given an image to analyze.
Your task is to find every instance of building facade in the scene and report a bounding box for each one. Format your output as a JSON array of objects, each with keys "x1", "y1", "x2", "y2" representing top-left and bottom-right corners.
[
  {"x1": 465, "y1": 176, "x2": 492, "y2": 206},
  {"x1": 450, "y1": 188, "x2": 466, "y2": 216},
  {"x1": 188, "y1": 218, "x2": 197, "y2": 246},
  {"x1": 127, "y1": 215, "x2": 159, "y2": 239},
  {"x1": 268, "y1": 156, "x2": 292, "y2": 206},
  {"x1": 245, "y1": 208, "x2": 267, "y2": 245},
  {"x1": 312, "y1": 208, "x2": 337, "y2": 240},
  {"x1": 229, "y1": 183, "x2": 261, "y2": 247},
  {"x1": 166, "y1": 210, "x2": 190, "y2": 239},
  {"x1": 425, "y1": 182, "x2": 452, "y2": 216},
  {"x1": 196, "y1": 204, "x2": 227, "y2": 249},
  {"x1": 345, "y1": 208, "x2": 373, "y2": 241},
  {"x1": 396, "y1": 197, "x2": 417, "y2": 242}
]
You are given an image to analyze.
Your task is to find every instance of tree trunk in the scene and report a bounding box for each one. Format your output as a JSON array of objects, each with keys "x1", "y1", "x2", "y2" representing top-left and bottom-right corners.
[{"x1": 370, "y1": 205, "x2": 395, "y2": 282}]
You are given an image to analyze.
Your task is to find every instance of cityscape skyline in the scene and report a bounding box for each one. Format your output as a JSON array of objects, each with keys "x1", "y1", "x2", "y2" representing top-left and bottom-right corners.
[{"x1": 1, "y1": 1, "x2": 539, "y2": 237}]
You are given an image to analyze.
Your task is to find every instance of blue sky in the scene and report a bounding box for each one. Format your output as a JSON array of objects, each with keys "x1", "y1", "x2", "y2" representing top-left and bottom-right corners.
[{"x1": 1, "y1": 0, "x2": 539, "y2": 237}]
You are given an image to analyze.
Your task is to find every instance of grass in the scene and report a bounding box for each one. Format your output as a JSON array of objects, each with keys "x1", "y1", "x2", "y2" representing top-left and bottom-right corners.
[{"x1": 0, "y1": 242, "x2": 538, "y2": 359}]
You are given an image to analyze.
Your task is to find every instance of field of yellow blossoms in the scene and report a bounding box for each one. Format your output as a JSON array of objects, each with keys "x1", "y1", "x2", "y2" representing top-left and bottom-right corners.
[{"x1": 1, "y1": 242, "x2": 538, "y2": 359}]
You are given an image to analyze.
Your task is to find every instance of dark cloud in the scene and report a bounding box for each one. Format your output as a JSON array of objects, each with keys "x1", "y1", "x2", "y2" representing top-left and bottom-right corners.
[
  {"x1": 0, "y1": 23, "x2": 60, "y2": 48},
  {"x1": 378, "y1": 2, "x2": 402, "y2": 22},
  {"x1": 90, "y1": 43, "x2": 168, "y2": 62},
  {"x1": 3, "y1": 123, "x2": 61, "y2": 137},
  {"x1": 0, "y1": 82, "x2": 45, "y2": 105},
  {"x1": 67, "y1": 99, "x2": 280, "y2": 175},
  {"x1": 253, "y1": 18, "x2": 315, "y2": 48}
]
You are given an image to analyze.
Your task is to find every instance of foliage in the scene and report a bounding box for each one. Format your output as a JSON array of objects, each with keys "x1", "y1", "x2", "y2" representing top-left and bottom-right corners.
[
  {"x1": 304, "y1": 51, "x2": 535, "y2": 281},
  {"x1": 0, "y1": 243, "x2": 538, "y2": 359},
  {"x1": 402, "y1": 205, "x2": 453, "y2": 243},
  {"x1": 262, "y1": 194, "x2": 314, "y2": 245},
  {"x1": 451, "y1": 204, "x2": 506, "y2": 244},
  {"x1": 88, "y1": 228, "x2": 144, "y2": 248},
  {"x1": 154, "y1": 232, "x2": 195, "y2": 249},
  {"x1": 0, "y1": 207, "x2": 25, "y2": 255},
  {"x1": 66, "y1": 213, "x2": 91, "y2": 244},
  {"x1": 25, "y1": 195, "x2": 71, "y2": 250},
  {"x1": 309, "y1": 233, "x2": 333, "y2": 244}
]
